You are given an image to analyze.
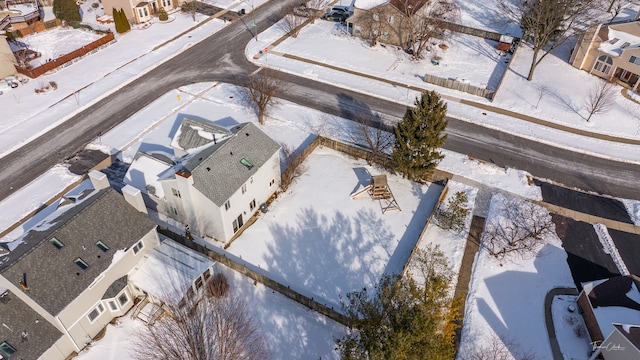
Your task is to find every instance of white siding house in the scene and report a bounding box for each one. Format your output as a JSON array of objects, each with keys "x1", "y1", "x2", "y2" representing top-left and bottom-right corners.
[{"x1": 125, "y1": 118, "x2": 281, "y2": 244}]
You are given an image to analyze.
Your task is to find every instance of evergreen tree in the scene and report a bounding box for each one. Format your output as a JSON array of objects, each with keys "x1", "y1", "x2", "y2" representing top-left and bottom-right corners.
[
  {"x1": 436, "y1": 191, "x2": 470, "y2": 232},
  {"x1": 120, "y1": 8, "x2": 131, "y2": 32},
  {"x1": 158, "y1": 7, "x2": 168, "y2": 21},
  {"x1": 52, "y1": 0, "x2": 81, "y2": 22},
  {"x1": 113, "y1": 7, "x2": 123, "y2": 33},
  {"x1": 392, "y1": 91, "x2": 448, "y2": 181},
  {"x1": 336, "y1": 244, "x2": 460, "y2": 360}
]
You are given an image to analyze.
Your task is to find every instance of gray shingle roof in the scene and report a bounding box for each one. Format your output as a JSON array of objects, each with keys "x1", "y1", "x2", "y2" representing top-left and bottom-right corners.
[
  {"x1": 0, "y1": 188, "x2": 156, "y2": 315},
  {"x1": 184, "y1": 123, "x2": 281, "y2": 206},
  {"x1": 176, "y1": 117, "x2": 232, "y2": 151},
  {"x1": 101, "y1": 275, "x2": 128, "y2": 300},
  {"x1": 0, "y1": 290, "x2": 63, "y2": 360}
]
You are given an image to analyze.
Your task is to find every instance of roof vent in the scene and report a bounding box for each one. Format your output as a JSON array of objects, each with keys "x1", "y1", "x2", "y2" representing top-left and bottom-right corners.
[
  {"x1": 246, "y1": 133, "x2": 250, "y2": 136},
  {"x1": 206, "y1": 167, "x2": 211, "y2": 171},
  {"x1": 19, "y1": 273, "x2": 28, "y2": 291},
  {"x1": 21, "y1": 330, "x2": 28, "y2": 342},
  {"x1": 610, "y1": 38, "x2": 619, "y2": 44},
  {"x1": 621, "y1": 42, "x2": 630, "y2": 48}
]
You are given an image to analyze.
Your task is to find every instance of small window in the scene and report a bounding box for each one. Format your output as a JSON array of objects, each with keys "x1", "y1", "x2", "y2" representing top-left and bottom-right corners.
[
  {"x1": 269, "y1": 179, "x2": 275, "y2": 187},
  {"x1": 354, "y1": 25, "x2": 361, "y2": 34},
  {"x1": 172, "y1": 188, "x2": 181, "y2": 198},
  {"x1": 630, "y1": 55, "x2": 640, "y2": 66},
  {"x1": 224, "y1": 200, "x2": 231, "y2": 211},
  {"x1": 74, "y1": 257, "x2": 89, "y2": 270},
  {"x1": 242, "y1": 183, "x2": 247, "y2": 194},
  {"x1": 109, "y1": 300, "x2": 117, "y2": 311},
  {"x1": 203, "y1": 268, "x2": 211, "y2": 281},
  {"x1": 132, "y1": 241, "x2": 144, "y2": 255},
  {"x1": 49, "y1": 237, "x2": 64, "y2": 249},
  {"x1": 0, "y1": 342, "x2": 17, "y2": 358},
  {"x1": 388, "y1": 15, "x2": 394, "y2": 24},
  {"x1": 195, "y1": 276, "x2": 203, "y2": 290},
  {"x1": 372, "y1": 12, "x2": 379, "y2": 21},
  {"x1": 87, "y1": 304, "x2": 103, "y2": 322},
  {"x1": 95, "y1": 240, "x2": 110, "y2": 252},
  {"x1": 240, "y1": 158, "x2": 253, "y2": 170},
  {"x1": 249, "y1": 199, "x2": 256, "y2": 211},
  {"x1": 171, "y1": 206, "x2": 178, "y2": 215},
  {"x1": 118, "y1": 292, "x2": 128, "y2": 306}
]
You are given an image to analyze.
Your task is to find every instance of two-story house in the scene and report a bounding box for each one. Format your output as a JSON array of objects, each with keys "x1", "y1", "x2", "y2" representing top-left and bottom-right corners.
[
  {"x1": 570, "y1": 19, "x2": 640, "y2": 91},
  {"x1": 124, "y1": 118, "x2": 281, "y2": 244},
  {"x1": 0, "y1": 175, "x2": 158, "y2": 359},
  {"x1": 102, "y1": 0, "x2": 176, "y2": 24}
]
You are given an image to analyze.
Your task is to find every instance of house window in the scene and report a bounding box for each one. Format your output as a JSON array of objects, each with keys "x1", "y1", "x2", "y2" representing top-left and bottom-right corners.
[
  {"x1": 171, "y1": 206, "x2": 178, "y2": 215},
  {"x1": 203, "y1": 268, "x2": 211, "y2": 281},
  {"x1": 0, "y1": 342, "x2": 17, "y2": 358},
  {"x1": 132, "y1": 240, "x2": 144, "y2": 255},
  {"x1": 224, "y1": 200, "x2": 231, "y2": 211},
  {"x1": 109, "y1": 300, "x2": 117, "y2": 311},
  {"x1": 240, "y1": 158, "x2": 253, "y2": 170},
  {"x1": 249, "y1": 199, "x2": 256, "y2": 211},
  {"x1": 195, "y1": 276, "x2": 203, "y2": 290},
  {"x1": 594, "y1": 55, "x2": 613, "y2": 74},
  {"x1": 354, "y1": 25, "x2": 361, "y2": 34},
  {"x1": 172, "y1": 188, "x2": 181, "y2": 198},
  {"x1": 118, "y1": 292, "x2": 128, "y2": 306},
  {"x1": 95, "y1": 240, "x2": 110, "y2": 252},
  {"x1": 232, "y1": 214, "x2": 244, "y2": 233},
  {"x1": 87, "y1": 304, "x2": 104, "y2": 322},
  {"x1": 630, "y1": 55, "x2": 640, "y2": 66},
  {"x1": 388, "y1": 15, "x2": 394, "y2": 24},
  {"x1": 138, "y1": 8, "x2": 144, "y2": 17},
  {"x1": 49, "y1": 237, "x2": 64, "y2": 249},
  {"x1": 242, "y1": 183, "x2": 247, "y2": 194},
  {"x1": 74, "y1": 257, "x2": 89, "y2": 270},
  {"x1": 143, "y1": 7, "x2": 148, "y2": 16},
  {"x1": 372, "y1": 12, "x2": 379, "y2": 21},
  {"x1": 269, "y1": 179, "x2": 275, "y2": 187}
]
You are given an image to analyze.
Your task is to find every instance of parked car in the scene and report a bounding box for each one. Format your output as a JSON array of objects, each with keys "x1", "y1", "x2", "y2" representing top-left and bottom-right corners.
[{"x1": 323, "y1": 5, "x2": 353, "y2": 22}]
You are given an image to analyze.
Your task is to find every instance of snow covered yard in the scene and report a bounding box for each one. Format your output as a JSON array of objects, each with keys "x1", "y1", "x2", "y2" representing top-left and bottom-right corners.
[
  {"x1": 458, "y1": 193, "x2": 576, "y2": 359},
  {"x1": 552, "y1": 295, "x2": 592, "y2": 359},
  {"x1": 74, "y1": 262, "x2": 346, "y2": 360},
  {"x1": 225, "y1": 146, "x2": 443, "y2": 309}
]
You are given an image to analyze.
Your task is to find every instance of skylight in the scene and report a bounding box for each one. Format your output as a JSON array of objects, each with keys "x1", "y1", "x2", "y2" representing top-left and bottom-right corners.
[
  {"x1": 240, "y1": 158, "x2": 253, "y2": 170},
  {"x1": 95, "y1": 240, "x2": 110, "y2": 252},
  {"x1": 49, "y1": 237, "x2": 64, "y2": 249},
  {"x1": 74, "y1": 257, "x2": 89, "y2": 270},
  {"x1": 0, "y1": 341, "x2": 17, "y2": 357}
]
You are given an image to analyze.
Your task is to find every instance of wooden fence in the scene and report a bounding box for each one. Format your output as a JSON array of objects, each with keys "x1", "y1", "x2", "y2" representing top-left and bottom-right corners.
[
  {"x1": 17, "y1": 31, "x2": 114, "y2": 78},
  {"x1": 423, "y1": 74, "x2": 496, "y2": 100},
  {"x1": 157, "y1": 227, "x2": 354, "y2": 327},
  {"x1": 441, "y1": 20, "x2": 504, "y2": 42}
]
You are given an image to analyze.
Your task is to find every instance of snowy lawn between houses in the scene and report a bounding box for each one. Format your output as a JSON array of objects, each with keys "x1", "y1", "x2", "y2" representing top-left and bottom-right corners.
[
  {"x1": 225, "y1": 146, "x2": 444, "y2": 309},
  {"x1": 74, "y1": 262, "x2": 346, "y2": 360},
  {"x1": 458, "y1": 193, "x2": 576, "y2": 360}
]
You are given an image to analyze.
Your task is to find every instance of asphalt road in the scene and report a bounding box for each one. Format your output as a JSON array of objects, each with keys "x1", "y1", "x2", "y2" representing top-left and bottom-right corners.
[{"x1": 1, "y1": 0, "x2": 639, "y2": 204}]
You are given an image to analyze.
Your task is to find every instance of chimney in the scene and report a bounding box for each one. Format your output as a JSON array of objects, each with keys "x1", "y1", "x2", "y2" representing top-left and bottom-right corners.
[
  {"x1": 122, "y1": 185, "x2": 148, "y2": 214},
  {"x1": 88, "y1": 170, "x2": 109, "y2": 190}
]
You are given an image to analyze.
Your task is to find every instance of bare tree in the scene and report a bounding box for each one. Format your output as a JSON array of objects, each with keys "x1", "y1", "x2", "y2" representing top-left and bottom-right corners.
[
  {"x1": 606, "y1": 0, "x2": 635, "y2": 22},
  {"x1": 501, "y1": 0, "x2": 601, "y2": 80},
  {"x1": 483, "y1": 197, "x2": 555, "y2": 262},
  {"x1": 584, "y1": 80, "x2": 617, "y2": 122},
  {"x1": 280, "y1": 4, "x2": 305, "y2": 38},
  {"x1": 401, "y1": 0, "x2": 460, "y2": 59},
  {"x1": 180, "y1": 0, "x2": 199, "y2": 21},
  {"x1": 459, "y1": 333, "x2": 537, "y2": 360},
  {"x1": 240, "y1": 69, "x2": 285, "y2": 125},
  {"x1": 347, "y1": 111, "x2": 395, "y2": 165},
  {"x1": 358, "y1": 8, "x2": 388, "y2": 46},
  {"x1": 134, "y1": 280, "x2": 270, "y2": 360},
  {"x1": 280, "y1": 143, "x2": 307, "y2": 192}
]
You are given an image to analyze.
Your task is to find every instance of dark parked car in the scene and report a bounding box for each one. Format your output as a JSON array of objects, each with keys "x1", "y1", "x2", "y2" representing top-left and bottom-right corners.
[{"x1": 323, "y1": 6, "x2": 353, "y2": 22}]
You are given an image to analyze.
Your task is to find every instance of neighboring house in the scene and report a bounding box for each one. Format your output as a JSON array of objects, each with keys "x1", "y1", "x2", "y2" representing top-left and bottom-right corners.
[
  {"x1": 124, "y1": 118, "x2": 281, "y2": 244},
  {"x1": 570, "y1": 19, "x2": 640, "y2": 91},
  {"x1": 1, "y1": 0, "x2": 40, "y2": 31},
  {"x1": 0, "y1": 174, "x2": 158, "y2": 360},
  {"x1": 0, "y1": 35, "x2": 17, "y2": 79},
  {"x1": 347, "y1": 0, "x2": 429, "y2": 47},
  {"x1": 102, "y1": 0, "x2": 176, "y2": 24},
  {"x1": 577, "y1": 275, "x2": 640, "y2": 359},
  {"x1": 591, "y1": 324, "x2": 640, "y2": 360}
]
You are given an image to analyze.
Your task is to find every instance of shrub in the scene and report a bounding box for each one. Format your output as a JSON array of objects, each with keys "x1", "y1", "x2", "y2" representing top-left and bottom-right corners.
[
  {"x1": 158, "y1": 7, "x2": 168, "y2": 21},
  {"x1": 208, "y1": 273, "x2": 229, "y2": 298}
]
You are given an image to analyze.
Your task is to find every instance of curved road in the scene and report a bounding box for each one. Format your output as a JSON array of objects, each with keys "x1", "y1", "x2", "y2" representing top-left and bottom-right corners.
[{"x1": 1, "y1": 0, "x2": 639, "y2": 202}]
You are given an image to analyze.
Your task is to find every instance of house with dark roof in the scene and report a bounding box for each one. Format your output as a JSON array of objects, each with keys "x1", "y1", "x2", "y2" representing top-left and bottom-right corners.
[
  {"x1": 347, "y1": 0, "x2": 431, "y2": 47},
  {"x1": 0, "y1": 180, "x2": 159, "y2": 360},
  {"x1": 124, "y1": 118, "x2": 281, "y2": 244},
  {"x1": 570, "y1": 18, "x2": 640, "y2": 91},
  {"x1": 577, "y1": 275, "x2": 640, "y2": 359}
]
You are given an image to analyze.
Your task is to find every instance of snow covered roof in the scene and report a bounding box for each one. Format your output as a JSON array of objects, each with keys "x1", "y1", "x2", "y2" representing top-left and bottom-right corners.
[
  {"x1": 354, "y1": 0, "x2": 388, "y2": 10},
  {"x1": 598, "y1": 21, "x2": 640, "y2": 57},
  {"x1": 129, "y1": 238, "x2": 214, "y2": 305},
  {"x1": 583, "y1": 275, "x2": 640, "y2": 340},
  {"x1": 124, "y1": 152, "x2": 174, "y2": 198},
  {"x1": 170, "y1": 117, "x2": 231, "y2": 152}
]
